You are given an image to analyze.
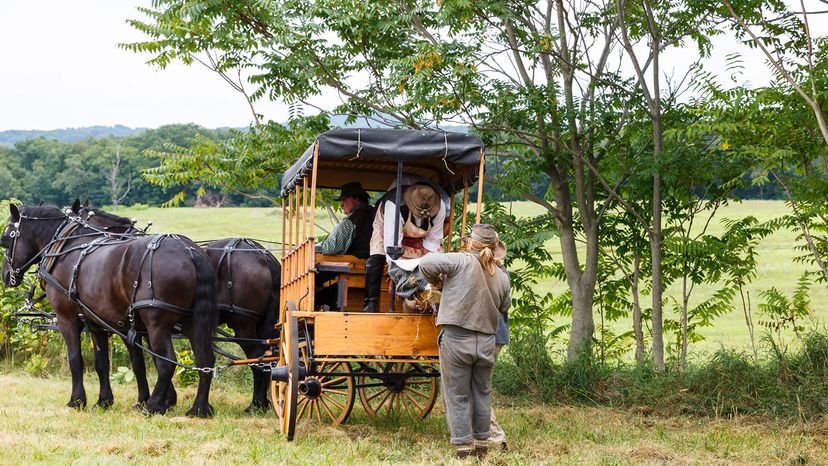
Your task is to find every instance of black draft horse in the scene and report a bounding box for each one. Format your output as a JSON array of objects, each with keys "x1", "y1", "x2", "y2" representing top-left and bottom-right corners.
[
  {"x1": 1, "y1": 203, "x2": 218, "y2": 416},
  {"x1": 78, "y1": 204, "x2": 281, "y2": 412}
]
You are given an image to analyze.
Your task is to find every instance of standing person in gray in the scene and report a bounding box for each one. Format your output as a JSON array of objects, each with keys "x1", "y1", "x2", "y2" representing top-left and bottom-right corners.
[
  {"x1": 489, "y1": 311, "x2": 509, "y2": 450},
  {"x1": 419, "y1": 224, "x2": 510, "y2": 459}
]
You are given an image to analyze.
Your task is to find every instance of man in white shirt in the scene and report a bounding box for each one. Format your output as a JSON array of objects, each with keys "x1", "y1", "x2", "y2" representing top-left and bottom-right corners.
[{"x1": 362, "y1": 182, "x2": 445, "y2": 312}]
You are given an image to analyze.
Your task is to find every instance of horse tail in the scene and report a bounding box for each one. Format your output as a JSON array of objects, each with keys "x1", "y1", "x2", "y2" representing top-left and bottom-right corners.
[
  {"x1": 260, "y1": 252, "x2": 282, "y2": 340},
  {"x1": 191, "y1": 250, "x2": 218, "y2": 363}
]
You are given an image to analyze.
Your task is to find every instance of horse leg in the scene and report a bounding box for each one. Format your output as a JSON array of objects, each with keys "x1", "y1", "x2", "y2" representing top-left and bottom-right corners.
[
  {"x1": 58, "y1": 316, "x2": 86, "y2": 409},
  {"x1": 179, "y1": 323, "x2": 216, "y2": 418},
  {"x1": 90, "y1": 330, "x2": 114, "y2": 409},
  {"x1": 121, "y1": 335, "x2": 151, "y2": 408},
  {"x1": 145, "y1": 326, "x2": 177, "y2": 415}
]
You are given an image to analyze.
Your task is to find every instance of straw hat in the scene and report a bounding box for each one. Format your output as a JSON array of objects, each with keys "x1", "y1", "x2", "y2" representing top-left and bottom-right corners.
[
  {"x1": 463, "y1": 224, "x2": 507, "y2": 260},
  {"x1": 403, "y1": 184, "x2": 440, "y2": 218}
]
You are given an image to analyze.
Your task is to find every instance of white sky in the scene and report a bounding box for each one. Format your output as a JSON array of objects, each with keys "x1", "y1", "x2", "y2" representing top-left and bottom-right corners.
[
  {"x1": 0, "y1": 0, "x2": 289, "y2": 131},
  {"x1": 0, "y1": 1, "x2": 824, "y2": 132}
]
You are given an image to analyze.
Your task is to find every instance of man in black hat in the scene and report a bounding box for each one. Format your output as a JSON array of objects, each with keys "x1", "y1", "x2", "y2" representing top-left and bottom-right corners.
[{"x1": 315, "y1": 182, "x2": 374, "y2": 258}]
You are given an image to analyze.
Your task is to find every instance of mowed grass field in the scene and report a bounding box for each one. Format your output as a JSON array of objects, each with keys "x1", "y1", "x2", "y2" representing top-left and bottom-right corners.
[
  {"x1": 2, "y1": 373, "x2": 827, "y2": 464},
  {"x1": 2, "y1": 200, "x2": 828, "y2": 464},
  {"x1": 114, "y1": 200, "x2": 828, "y2": 355}
]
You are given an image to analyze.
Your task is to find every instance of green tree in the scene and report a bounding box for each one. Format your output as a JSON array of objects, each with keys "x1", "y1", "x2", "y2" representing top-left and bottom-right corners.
[{"x1": 124, "y1": 0, "x2": 650, "y2": 361}]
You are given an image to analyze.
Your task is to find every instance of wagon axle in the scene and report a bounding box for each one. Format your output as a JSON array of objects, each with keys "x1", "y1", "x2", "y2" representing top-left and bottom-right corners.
[
  {"x1": 298, "y1": 378, "x2": 322, "y2": 399},
  {"x1": 270, "y1": 364, "x2": 306, "y2": 383}
]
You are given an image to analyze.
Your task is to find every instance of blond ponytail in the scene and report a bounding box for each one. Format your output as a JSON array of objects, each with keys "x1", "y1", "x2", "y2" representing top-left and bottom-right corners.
[
  {"x1": 479, "y1": 246, "x2": 497, "y2": 276},
  {"x1": 463, "y1": 237, "x2": 502, "y2": 276}
]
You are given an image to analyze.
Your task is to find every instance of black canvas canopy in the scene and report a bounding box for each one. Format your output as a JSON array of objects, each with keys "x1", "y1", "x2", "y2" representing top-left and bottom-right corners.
[{"x1": 280, "y1": 128, "x2": 484, "y2": 197}]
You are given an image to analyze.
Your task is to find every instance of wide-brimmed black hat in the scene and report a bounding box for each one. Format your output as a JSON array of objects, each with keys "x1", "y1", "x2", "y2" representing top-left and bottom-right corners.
[{"x1": 334, "y1": 182, "x2": 369, "y2": 201}]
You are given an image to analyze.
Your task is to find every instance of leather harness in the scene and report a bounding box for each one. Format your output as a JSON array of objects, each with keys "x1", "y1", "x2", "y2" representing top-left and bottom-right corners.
[{"x1": 212, "y1": 238, "x2": 277, "y2": 321}]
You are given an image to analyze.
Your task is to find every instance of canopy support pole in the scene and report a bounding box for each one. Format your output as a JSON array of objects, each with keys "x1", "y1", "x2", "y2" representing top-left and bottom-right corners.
[
  {"x1": 460, "y1": 173, "x2": 469, "y2": 249},
  {"x1": 387, "y1": 161, "x2": 404, "y2": 313},
  {"x1": 475, "y1": 150, "x2": 485, "y2": 224}
]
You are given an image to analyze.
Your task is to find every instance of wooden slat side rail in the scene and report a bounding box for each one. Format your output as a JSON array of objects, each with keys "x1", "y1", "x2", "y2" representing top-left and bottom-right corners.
[
  {"x1": 313, "y1": 313, "x2": 439, "y2": 357},
  {"x1": 280, "y1": 238, "x2": 316, "y2": 313}
]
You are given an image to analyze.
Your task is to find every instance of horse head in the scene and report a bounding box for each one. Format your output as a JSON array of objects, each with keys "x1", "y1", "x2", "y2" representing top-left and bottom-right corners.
[
  {"x1": 1, "y1": 204, "x2": 67, "y2": 287},
  {"x1": 70, "y1": 199, "x2": 142, "y2": 235}
]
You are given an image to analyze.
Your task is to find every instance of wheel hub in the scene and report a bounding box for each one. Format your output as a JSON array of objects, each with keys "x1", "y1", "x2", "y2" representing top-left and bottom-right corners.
[
  {"x1": 383, "y1": 374, "x2": 407, "y2": 393},
  {"x1": 299, "y1": 377, "x2": 322, "y2": 399}
]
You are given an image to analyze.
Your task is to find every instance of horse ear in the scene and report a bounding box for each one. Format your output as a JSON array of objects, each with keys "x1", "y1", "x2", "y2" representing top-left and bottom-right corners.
[
  {"x1": 37, "y1": 201, "x2": 43, "y2": 207},
  {"x1": 71, "y1": 199, "x2": 81, "y2": 214},
  {"x1": 9, "y1": 204, "x2": 20, "y2": 222},
  {"x1": 82, "y1": 198, "x2": 89, "y2": 208}
]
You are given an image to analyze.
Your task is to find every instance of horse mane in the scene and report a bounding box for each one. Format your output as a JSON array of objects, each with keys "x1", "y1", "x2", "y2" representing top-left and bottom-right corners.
[{"x1": 86, "y1": 208, "x2": 133, "y2": 228}]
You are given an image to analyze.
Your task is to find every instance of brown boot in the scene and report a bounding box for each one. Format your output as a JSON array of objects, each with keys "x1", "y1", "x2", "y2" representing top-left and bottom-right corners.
[
  {"x1": 473, "y1": 440, "x2": 489, "y2": 458},
  {"x1": 455, "y1": 444, "x2": 473, "y2": 459}
]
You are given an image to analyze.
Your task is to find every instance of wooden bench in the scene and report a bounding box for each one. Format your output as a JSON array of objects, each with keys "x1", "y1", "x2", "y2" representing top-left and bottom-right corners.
[{"x1": 315, "y1": 254, "x2": 397, "y2": 312}]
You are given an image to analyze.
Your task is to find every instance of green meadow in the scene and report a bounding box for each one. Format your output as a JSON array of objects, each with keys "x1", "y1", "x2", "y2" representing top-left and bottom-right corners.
[
  {"x1": 1, "y1": 200, "x2": 827, "y2": 464},
  {"x1": 1, "y1": 373, "x2": 826, "y2": 465},
  {"x1": 113, "y1": 200, "x2": 828, "y2": 356}
]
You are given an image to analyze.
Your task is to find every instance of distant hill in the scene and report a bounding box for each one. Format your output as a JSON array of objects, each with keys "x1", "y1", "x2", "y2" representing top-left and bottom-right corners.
[
  {"x1": 327, "y1": 114, "x2": 469, "y2": 133},
  {"x1": 0, "y1": 125, "x2": 147, "y2": 146},
  {"x1": 0, "y1": 118, "x2": 469, "y2": 147}
]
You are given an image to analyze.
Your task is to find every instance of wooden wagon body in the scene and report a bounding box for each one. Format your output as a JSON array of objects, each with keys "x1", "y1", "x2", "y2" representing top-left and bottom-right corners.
[{"x1": 270, "y1": 128, "x2": 485, "y2": 439}]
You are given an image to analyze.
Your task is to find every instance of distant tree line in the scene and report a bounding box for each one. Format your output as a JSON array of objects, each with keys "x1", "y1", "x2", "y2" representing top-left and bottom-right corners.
[{"x1": 0, "y1": 124, "x2": 275, "y2": 208}]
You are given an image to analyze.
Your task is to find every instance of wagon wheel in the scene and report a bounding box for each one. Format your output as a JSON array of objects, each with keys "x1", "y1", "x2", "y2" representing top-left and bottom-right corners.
[
  {"x1": 270, "y1": 306, "x2": 298, "y2": 440},
  {"x1": 295, "y1": 341, "x2": 356, "y2": 426},
  {"x1": 356, "y1": 359, "x2": 439, "y2": 419}
]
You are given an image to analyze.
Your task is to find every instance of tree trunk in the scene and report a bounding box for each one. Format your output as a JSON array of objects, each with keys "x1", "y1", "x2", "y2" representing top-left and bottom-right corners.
[
  {"x1": 632, "y1": 251, "x2": 645, "y2": 365},
  {"x1": 559, "y1": 215, "x2": 598, "y2": 362},
  {"x1": 648, "y1": 6, "x2": 665, "y2": 371},
  {"x1": 650, "y1": 148, "x2": 665, "y2": 371},
  {"x1": 680, "y1": 274, "x2": 689, "y2": 371}
]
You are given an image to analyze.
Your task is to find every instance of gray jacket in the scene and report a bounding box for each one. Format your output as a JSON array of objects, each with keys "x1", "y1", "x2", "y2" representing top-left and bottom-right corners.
[{"x1": 419, "y1": 252, "x2": 510, "y2": 335}]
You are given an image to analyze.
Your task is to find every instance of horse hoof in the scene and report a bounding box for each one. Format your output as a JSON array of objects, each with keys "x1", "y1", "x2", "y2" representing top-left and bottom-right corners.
[
  {"x1": 67, "y1": 398, "x2": 86, "y2": 409},
  {"x1": 186, "y1": 403, "x2": 214, "y2": 418},
  {"x1": 145, "y1": 401, "x2": 169, "y2": 415},
  {"x1": 95, "y1": 399, "x2": 114, "y2": 410},
  {"x1": 165, "y1": 389, "x2": 178, "y2": 408}
]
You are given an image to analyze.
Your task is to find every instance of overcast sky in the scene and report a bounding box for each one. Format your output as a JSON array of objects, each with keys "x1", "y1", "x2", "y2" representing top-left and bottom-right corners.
[
  {"x1": 1, "y1": 1, "x2": 824, "y2": 132},
  {"x1": 0, "y1": 0, "x2": 288, "y2": 131}
]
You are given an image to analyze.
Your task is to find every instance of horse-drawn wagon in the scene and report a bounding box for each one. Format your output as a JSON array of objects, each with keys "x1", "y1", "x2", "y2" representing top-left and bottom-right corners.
[{"x1": 270, "y1": 128, "x2": 486, "y2": 440}]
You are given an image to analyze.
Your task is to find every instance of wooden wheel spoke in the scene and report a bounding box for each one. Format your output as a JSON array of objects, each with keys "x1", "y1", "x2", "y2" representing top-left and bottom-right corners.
[
  {"x1": 319, "y1": 396, "x2": 337, "y2": 422},
  {"x1": 405, "y1": 379, "x2": 433, "y2": 386},
  {"x1": 405, "y1": 386, "x2": 432, "y2": 399},
  {"x1": 401, "y1": 393, "x2": 417, "y2": 417},
  {"x1": 315, "y1": 400, "x2": 323, "y2": 422},
  {"x1": 322, "y1": 388, "x2": 349, "y2": 396},
  {"x1": 321, "y1": 376, "x2": 348, "y2": 387},
  {"x1": 403, "y1": 391, "x2": 425, "y2": 414},
  {"x1": 373, "y1": 390, "x2": 393, "y2": 413},
  {"x1": 365, "y1": 388, "x2": 387, "y2": 402},
  {"x1": 297, "y1": 397, "x2": 310, "y2": 420},
  {"x1": 321, "y1": 393, "x2": 345, "y2": 410}
]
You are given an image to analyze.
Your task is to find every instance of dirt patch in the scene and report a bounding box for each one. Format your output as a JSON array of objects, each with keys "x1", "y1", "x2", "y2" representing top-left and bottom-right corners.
[
  {"x1": 627, "y1": 443, "x2": 679, "y2": 464},
  {"x1": 141, "y1": 439, "x2": 172, "y2": 457}
]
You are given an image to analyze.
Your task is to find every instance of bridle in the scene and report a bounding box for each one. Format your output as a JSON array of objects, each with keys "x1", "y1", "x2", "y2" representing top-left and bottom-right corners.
[{"x1": 2, "y1": 211, "x2": 68, "y2": 286}]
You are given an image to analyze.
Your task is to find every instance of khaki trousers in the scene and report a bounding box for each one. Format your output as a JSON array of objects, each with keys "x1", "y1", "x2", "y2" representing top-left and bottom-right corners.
[{"x1": 438, "y1": 325, "x2": 495, "y2": 445}]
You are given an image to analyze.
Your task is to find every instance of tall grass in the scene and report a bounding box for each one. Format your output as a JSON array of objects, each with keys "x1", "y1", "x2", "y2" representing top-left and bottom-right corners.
[{"x1": 496, "y1": 329, "x2": 828, "y2": 419}]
